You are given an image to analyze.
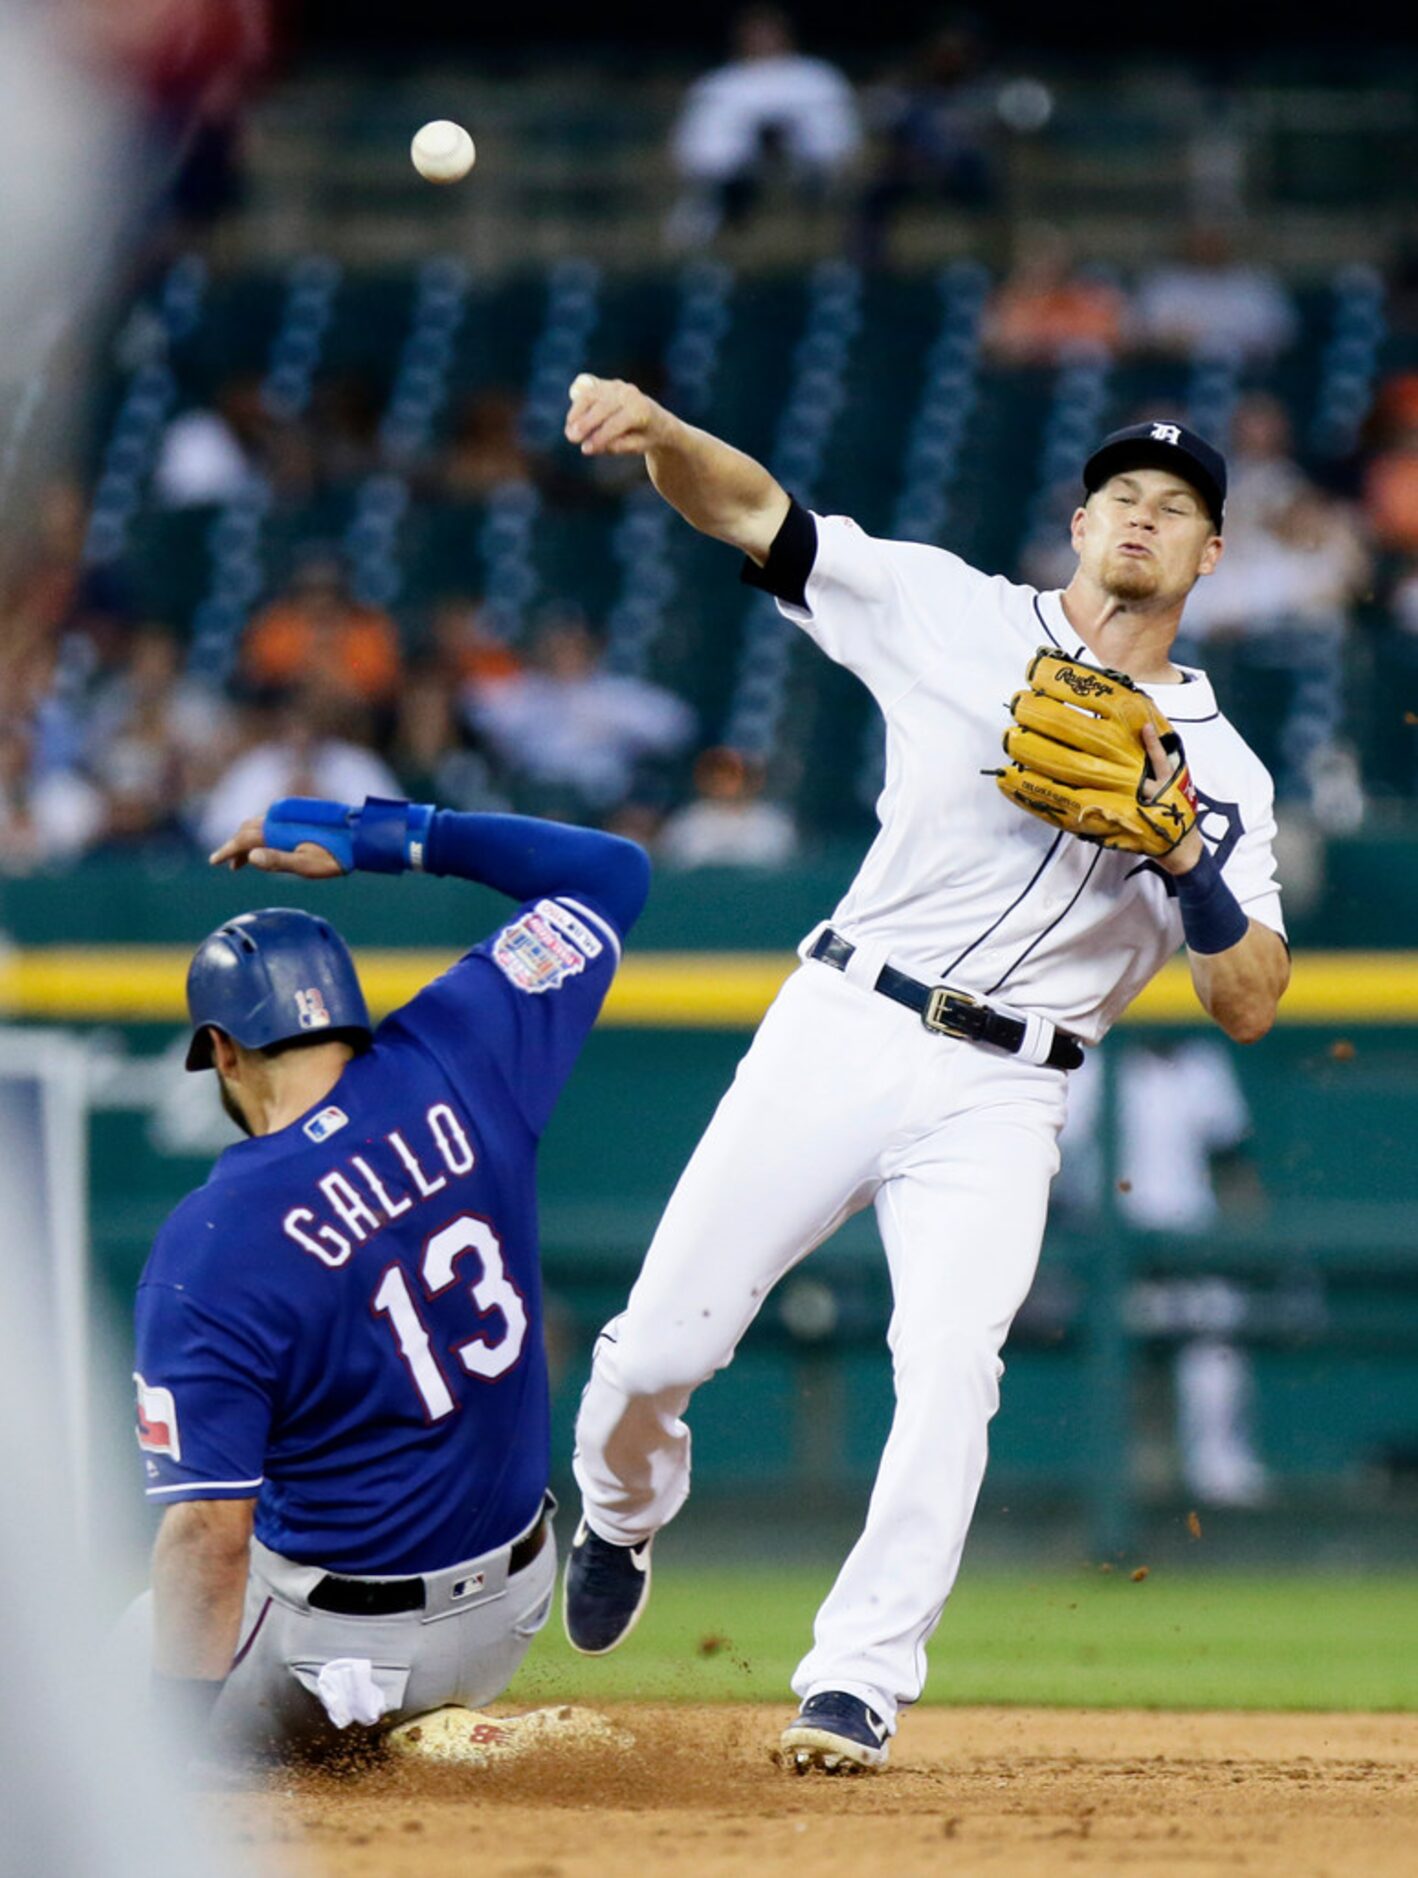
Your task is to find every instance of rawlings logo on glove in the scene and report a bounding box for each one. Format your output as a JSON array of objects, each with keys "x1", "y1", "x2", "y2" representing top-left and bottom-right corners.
[{"x1": 991, "y1": 649, "x2": 1198, "y2": 857}]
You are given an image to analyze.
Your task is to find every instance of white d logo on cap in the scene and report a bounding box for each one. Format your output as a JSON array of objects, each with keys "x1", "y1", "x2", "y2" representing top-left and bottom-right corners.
[{"x1": 1150, "y1": 423, "x2": 1182, "y2": 445}]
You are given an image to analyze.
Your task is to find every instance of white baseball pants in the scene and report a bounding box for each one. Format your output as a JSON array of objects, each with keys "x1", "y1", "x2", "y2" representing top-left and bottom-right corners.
[{"x1": 573, "y1": 961, "x2": 1068, "y2": 1728}]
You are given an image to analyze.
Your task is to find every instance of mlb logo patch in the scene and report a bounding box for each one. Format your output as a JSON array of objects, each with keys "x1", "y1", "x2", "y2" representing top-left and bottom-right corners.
[
  {"x1": 295, "y1": 985, "x2": 331, "y2": 1031},
  {"x1": 493, "y1": 910, "x2": 588, "y2": 995},
  {"x1": 304, "y1": 1104, "x2": 350, "y2": 1144},
  {"x1": 134, "y1": 1373, "x2": 181, "y2": 1461}
]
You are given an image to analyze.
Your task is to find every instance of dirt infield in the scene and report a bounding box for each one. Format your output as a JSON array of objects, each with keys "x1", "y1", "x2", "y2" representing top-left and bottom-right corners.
[{"x1": 218, "y1": 1705, "x2": 1418, "y2": 1877}]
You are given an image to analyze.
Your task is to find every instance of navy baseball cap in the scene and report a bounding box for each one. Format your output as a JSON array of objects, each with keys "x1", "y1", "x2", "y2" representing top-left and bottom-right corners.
[{"x1": 1083, "y1": 421, "x2": 1226, "y2": 531}]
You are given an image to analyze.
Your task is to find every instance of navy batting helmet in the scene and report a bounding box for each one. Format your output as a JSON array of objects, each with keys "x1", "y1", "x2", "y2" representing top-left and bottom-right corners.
[{"x1": 185, "y1": 908, "x2": 373, "y2": 1071}]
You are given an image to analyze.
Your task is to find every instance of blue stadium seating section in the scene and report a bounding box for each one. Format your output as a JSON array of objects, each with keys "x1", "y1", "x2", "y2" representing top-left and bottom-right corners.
[{"x1": 84, "y1": 257, "x2": 1418, "y2": 825}]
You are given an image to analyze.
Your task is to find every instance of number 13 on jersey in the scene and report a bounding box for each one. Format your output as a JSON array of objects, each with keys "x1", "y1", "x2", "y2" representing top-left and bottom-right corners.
[{"x1": 372, "y1": 1213, "x2": 528, "y2": 1421}]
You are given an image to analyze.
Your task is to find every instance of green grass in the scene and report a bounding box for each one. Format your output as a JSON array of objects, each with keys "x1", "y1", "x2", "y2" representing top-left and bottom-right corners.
[{"x1": 511, "y1": 1568, "x2": 1418, "y2": 1713}]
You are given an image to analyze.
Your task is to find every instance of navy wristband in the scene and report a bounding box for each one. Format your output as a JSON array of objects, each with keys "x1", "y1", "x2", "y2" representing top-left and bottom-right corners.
[
  {"x1": 1174, "y1": 846, "x2": 1249, "y2": 954},
  {"x1": 350, "y1": 797, "x2": 434, "y2": 874},
  {"x1": 264, "y1": 797, "x2": 435, "y2": 874}
]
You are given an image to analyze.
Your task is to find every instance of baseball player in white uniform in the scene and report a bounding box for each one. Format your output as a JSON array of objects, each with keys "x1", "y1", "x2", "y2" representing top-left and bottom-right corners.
[{"x1": 558, "y1": 377, "x2": 1290, "y2": 1772}]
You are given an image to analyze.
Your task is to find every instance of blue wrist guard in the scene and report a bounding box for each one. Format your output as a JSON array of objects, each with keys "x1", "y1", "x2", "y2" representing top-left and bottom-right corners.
[
  {"x1": 262, "y1": 797, "x2": 435, "y2": 874},
  {"x1": 1174, "y1": 846, "x2": 1249, "y2": 955}
]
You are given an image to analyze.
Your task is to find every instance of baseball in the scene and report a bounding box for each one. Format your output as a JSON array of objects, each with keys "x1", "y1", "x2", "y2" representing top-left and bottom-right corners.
[{"x1": 411, "y1": 120, "x2": 476, "y2": 184}]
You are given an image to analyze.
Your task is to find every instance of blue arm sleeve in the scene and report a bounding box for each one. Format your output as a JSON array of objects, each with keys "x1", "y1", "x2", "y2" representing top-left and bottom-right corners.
[
  {"x1": 134, "y1": 1284, "x2": 275, "y2": 1501},
  {"x1": 262, "y1": 799, "x2": 651, "y2": 935},
  {"x1": 388, "y1": 894, "x2": 625, "y2": 1137},
  {"x1": 424, "y1": 812, "x2": 652, "y2": 935}
]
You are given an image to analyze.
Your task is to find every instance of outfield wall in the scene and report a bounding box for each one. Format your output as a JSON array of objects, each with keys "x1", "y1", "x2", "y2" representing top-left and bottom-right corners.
[{"x1": 2, "y1": 857, "x2": 1414, "y2": 1555}]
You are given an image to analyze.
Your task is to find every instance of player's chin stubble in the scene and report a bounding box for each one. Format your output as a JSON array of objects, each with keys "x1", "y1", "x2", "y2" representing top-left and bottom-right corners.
[
  {"x1": 1102, "y1": 556, "x2": 1161, "y2": 604},
  {"x1": 217, "y1": 1076, "x2": 255, "y2": 1138}
]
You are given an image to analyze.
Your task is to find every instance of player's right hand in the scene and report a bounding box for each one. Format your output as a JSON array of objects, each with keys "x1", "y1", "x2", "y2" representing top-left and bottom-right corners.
[
  {"x1": 209, "y1": 815, "x2": 344, "y2": 877},
  {"x1": 565, "y1": 374, "x2": 665, "y2": 457}
]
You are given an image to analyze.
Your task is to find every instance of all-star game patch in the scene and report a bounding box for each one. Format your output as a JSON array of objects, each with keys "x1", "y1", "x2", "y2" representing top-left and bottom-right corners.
[{"x1": 493, "y1": 899, "x2": 603, "y2": 994}]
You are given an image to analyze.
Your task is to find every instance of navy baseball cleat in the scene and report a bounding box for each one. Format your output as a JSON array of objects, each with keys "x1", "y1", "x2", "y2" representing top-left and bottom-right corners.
[
  {"x1": 562, "y1": 1517, "x2": 653, "y2": 1654},
  {"x1": 780, "y1": 1692, "x2": 891, "y2": 1774}
]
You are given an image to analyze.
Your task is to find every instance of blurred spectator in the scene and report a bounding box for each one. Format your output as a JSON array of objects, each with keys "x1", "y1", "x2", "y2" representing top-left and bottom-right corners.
[
  {"x1": 390, "y1": 664, "x2": 508, "y2": 814},
  {"x1": 1362, "y1": 375, "x2": 1418, "y2": 555},
  {"x1": 1133, "y1": 224, "x2": 1296, "y2": 363},
  {"x1": 199, "y1": 686, "x2": 400, "y2": 851},
  {"x1": 1186, "y1": 398, "x2": 1368, "y2": 638},
  {"x1": 83, "y1": 624, "x2": 237, "y2": 843},
  {"x1": 659, "y1": 746, "x2": 798, "y2": 868},
  {"x1": 153, "y1": 405, "x2": 256, "y2": 508},
  {"x1": 441, "y1": 391, "x2": 532, "y2": 498},
  {"x1": 605, "y1": 797, "x2": 669, "y2": 849},
  {"x1": 154, "y1": 391, "x2": 263, "y2": 509},
  {"x1": 427, "y1": 595, "x2": 524, "y2": 695},
  {"x1": 241, "y1": 549, "x2": 402, "y2": 716},
  {"x1": 1180, "y1": 426, "x2": 1368, "y2": 816},
  {"x1": 982, "y1": 227, "x2": 1126, "y2": 365},
  {"x1": 154, "y1": 375, "x2": 318, "y2": 509},
  {"x1": 1223, "y1": 393, "x2": 1309, "y2": 532},
  {"x1": 1056, "y1": 1040, "x2": 1270, "y2": 1508},
  {"x1": 307, "y1": 376, "x2": 383, "y2": 488},
  {"x1": 0, "y1": 717, "x2": 104, "y2": 873},
  {"x1": 852, "y1": 18, "x2": 998, "y2": 266},
  {"x1": 667, "y1": 7, "x2": 862, "y2": 250},
  {"x1": 471, "y1": 609, "x2": 695, "y2": 813}
]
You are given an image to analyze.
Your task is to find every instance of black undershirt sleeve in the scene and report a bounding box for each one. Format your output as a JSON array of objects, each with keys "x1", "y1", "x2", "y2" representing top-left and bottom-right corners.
[{"x1": 738, "y1": 498, "x2": 818, "y2": 609}]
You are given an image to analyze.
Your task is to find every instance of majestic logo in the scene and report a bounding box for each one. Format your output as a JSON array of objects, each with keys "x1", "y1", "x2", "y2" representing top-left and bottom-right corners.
[
  {"x1": 295, "y1": 985, "x2": 332, "y2": 1030},
  {"x1": 1150, "y1": 422, "x2": 1182, "y2": 446},
  {"x1": 303, "y1": 1104, "x2": 349, "y2": 1144},
  {"x1": 134, "y1": 1373, "x2": 181, "y2": 1460}
]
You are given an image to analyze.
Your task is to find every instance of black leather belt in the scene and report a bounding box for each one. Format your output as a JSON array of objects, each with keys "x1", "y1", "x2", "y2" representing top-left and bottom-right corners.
[
  {"x1": 307, "y1": 1500, "x2": 554, "y2": 1617},
  {"x1": 809, "y1": 929, "x2": 1084, "y2": 1072}
]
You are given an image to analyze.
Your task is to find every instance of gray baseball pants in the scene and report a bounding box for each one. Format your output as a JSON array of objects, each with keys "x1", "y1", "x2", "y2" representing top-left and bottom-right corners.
[{"x1": 128, "y1": 1495, "x2": 557, "y2": 1755}]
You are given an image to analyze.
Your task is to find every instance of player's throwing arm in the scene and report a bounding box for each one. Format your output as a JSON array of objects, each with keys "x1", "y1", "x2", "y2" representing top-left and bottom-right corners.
[{"x1": 566, "y1": 373, "x2": 789, "y2": 564}]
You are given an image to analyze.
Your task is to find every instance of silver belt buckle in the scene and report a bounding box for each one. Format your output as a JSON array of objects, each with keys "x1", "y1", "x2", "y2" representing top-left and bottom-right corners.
[{"x1": 923, "y1": 985, "x2": 978, "y2": 1039}]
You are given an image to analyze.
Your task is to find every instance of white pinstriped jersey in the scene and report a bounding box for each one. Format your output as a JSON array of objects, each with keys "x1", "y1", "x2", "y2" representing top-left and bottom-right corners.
[{"x1": 778, "y1": 514, "x2": 1285, "y2": 1046}]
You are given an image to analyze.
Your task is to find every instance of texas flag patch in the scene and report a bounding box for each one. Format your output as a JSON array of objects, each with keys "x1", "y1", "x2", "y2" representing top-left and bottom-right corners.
[{"x1": 134, "y1": 1373, "x2": 181, "y2": 1461}]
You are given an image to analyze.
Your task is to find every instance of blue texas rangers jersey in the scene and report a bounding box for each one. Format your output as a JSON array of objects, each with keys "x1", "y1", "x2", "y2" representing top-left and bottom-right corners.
[{"x1": 133, "y1": 893, "x2": 620, "y2": 1574}]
